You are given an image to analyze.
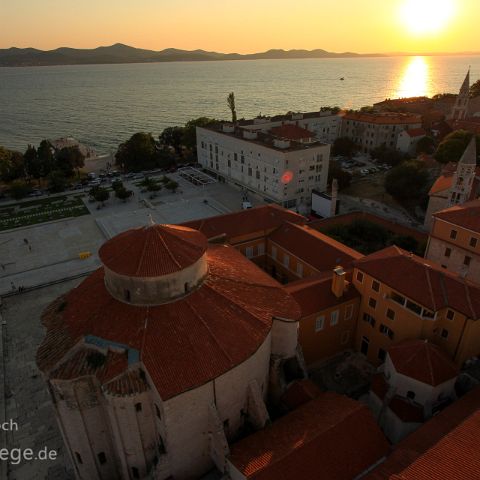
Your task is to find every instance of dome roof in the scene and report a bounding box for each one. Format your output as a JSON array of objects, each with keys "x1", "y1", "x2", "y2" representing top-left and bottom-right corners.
[
  {"x1": 37, "y1": 244, "x2": 301, "y2": 400},
  {"x1": 388, "y1": 340, "x2": 458, "y2": 387},
  {"x1": 99, "y1": 224, "x2": 207, "y2": 277}
]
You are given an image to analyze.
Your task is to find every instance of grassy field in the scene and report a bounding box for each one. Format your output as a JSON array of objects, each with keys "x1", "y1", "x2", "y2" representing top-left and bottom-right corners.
[{"x1": 0, "y1": 195, "x2": 89, "y2": 231}]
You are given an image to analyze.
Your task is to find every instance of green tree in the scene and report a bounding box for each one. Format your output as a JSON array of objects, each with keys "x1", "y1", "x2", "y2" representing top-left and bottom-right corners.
[
  {"x1": 182, "y1": 117, "x2": 218, "y2": 151},
  {"x1": 227, "y1": 92, "x2": 237, "y2": 124},
  {"x1": 160, "y1": 126, "x2": 184, "y2": 155},
  {"x1": 0, "y1": 147, "x2": 24, "y2": 182},
  {"x1": 328, "y1": 160, "x2": 352, "y2": 190},
  {"x1": 385, "y1": 160, "x2": 429, "y2": 203},
  {"x1": 470, "y1": 79, "x2": 480, "y2": 98},
  {"x1": 415, "y1": 136, "x2": 435, "y2": 155},
  {"x1": 37, "y1": 140, "x2": 55, "y2": 177},
  {"x1": 434, "y1": 130, "x2": 480, "y2": 164},
  {"x1": 47, "y1": 170, "x2": 67, "y2": 193},
  {"x1": 332, "y1": 137, "x2": 357, "y2": 158},
  {"x1": 23, "y1": 145, "x2": 43, "y2": 182},
  {"x1": 93, "y1": 187, "x2": 110, "y2": 206},
  {"x1": 56, "y1": 145, "x2": 85, "y2": 177},
  {"x1": 115, "y1": 186, "x2": 133, "y2": 202},
  {"x1": 9, "y1": 180, "x2": 31, "y2": 200},
  {"x1": 165, "y1": 180, "x2": 179, "y2": 193},
  {"x1": 111, "y1": 179, "x2": 124, "y2": 191},
  {"x1": 371, "y1": 143, "x2": 405, "y2": 166},
  {"x1": 115, "y1": 132, "x2": 157, "y2": 172}
]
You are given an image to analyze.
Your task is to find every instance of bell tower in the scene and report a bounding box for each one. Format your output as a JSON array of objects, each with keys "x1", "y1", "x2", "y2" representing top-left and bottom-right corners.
[
  {"x1": 448, "y1": 69, "x2": 470, "y2": 122},
  {"x1": 449, "y1": 137, "x2": 477, "y2": 206}
]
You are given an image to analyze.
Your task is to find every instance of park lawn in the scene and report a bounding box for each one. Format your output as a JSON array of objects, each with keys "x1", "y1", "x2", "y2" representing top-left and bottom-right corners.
[{"x1": 0, "y1": 195, "x2": 89, "y2": 231}]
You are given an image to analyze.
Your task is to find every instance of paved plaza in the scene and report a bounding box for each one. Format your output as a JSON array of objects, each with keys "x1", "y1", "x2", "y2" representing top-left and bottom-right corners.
[{"x1": 1, "y1": 281, "x2": 80, "y2": 480}]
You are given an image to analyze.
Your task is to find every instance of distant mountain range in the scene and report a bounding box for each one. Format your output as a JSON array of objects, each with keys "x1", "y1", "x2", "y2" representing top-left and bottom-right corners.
[
  {"x1": 0, "y1": 43, "x2": 384, "y2": 67},
  {"x1": 1, "y1": 44, "x2": 478, "y2": 67}
]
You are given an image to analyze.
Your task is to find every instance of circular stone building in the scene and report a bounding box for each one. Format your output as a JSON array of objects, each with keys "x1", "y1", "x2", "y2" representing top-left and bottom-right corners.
[{"x1": 37, "y1": 223, "x2": 301, "y2": 480}]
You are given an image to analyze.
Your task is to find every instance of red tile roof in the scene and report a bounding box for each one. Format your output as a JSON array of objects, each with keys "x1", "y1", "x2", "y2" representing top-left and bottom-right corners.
[
  {"x1": 285, "y1": 272, "x2": 360, "y2": 317},
  {"x1": 354, "y1": 246, "x2": 480, "y2": 319},
  {"x1": 51, "y1": 347, "x2": 128, "y2": 384},
  {"x1": 99, "y1": 224, "x2": 207, "y2": 277},
  {"x1": 371, "y1": 373, "x2": 389, "y2": 401},
  {"x1": 433, "y1": 199, "x2": 480, "y2": 234},
  {"x1": 342, "y1": 111, "x2": 422, "y2": 125},
  {"x1": 388, "y1": 396, "x2": 424, "y2": 424},
  {"x1": 365, "y1": 387, "x2": 480, "y2": 480},
  {"x1": 37, "y1": 244, "x2": 301, "y2": 400},
  {"x1": 280, "y1": 379, "x2": 322, "y2": 410},
  {"x1": 182, "y1": 204, "x2": 306, "y2": 243},
  {"x1": 228, "y1": 393, "x2": 389, "y2": 480},
  {"x1": 405, "y1": 128, "x2": 426, "y2": 137},
  {"x1": 269, "y1": 222, "x2": 363, "y2": 273},
  {"x1": 270, "y1": 125, "x2": 314, "y2": 140},
  {"x1": 388, "y1": 340, "x2": 458, "y2": 386}
]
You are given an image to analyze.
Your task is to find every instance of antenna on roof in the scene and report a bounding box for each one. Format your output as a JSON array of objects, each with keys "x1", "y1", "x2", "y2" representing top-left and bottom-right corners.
[{"x1": 148, "y1": 214, "x2": 155, "y2": 226}]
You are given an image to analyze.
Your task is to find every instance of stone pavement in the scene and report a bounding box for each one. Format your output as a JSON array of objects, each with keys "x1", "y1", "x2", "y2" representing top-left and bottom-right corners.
[
  {"x1": 0, "y1": 216, "x2": 105, "y2": 296},
  {"x1": 1, "y1": 281, "x2": 80, "y2": 480}
]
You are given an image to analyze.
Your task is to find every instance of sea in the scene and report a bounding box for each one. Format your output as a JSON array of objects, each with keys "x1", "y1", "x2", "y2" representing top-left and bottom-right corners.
[{"x1": 0, "y1": 55, "x2": 479, "y2": 154}]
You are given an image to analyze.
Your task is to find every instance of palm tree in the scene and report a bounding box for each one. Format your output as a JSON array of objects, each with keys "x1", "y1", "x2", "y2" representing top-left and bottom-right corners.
[{"x1": 227, "y1": 92, "x2": 237, "y2": 125}]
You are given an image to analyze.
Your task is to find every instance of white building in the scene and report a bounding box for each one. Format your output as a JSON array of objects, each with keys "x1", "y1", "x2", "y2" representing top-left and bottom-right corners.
[
  {"x1": 340, "y1": 111, "x2": 423, "y2": 153},
  {"x1": 37, "y1": 223, "x2": 303, "y2": 479},
  {"x1": 369, "y1": 339, "x2": 458, "y2": 444},
  {"x1": 396, "y1": 128, "x2": 427, "y2": 155},
  {"x1": 196, "y1": 116, "x2": 333, "y2": 210}
]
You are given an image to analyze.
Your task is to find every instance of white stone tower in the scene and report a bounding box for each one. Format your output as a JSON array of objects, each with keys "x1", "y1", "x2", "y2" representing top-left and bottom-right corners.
[
  {"x1": 449, "y1": 69, "x2": 470, "y2": 121},
  {"x1": 449, "y1": 136, "x2": 477, "y2": 206}
]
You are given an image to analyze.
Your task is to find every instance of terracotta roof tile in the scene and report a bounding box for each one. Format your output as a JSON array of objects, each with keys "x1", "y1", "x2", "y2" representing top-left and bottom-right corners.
[
  {"x1": 38, "y1": 244, "x2": 300, "y2": 400},
  {"x1": 433, "y1": 199, "x2": 480, "y2": 234},
  {"x1": 405, "y1": 128, "x2": 426, "y2": 137},
  {"x1": 342, "y1": 111, "x2": 422, "y2": 125},
  {"x1": 388, "y1": 340, "x2": 458, "y2": 386},
  {"x1": 103, "y1": 370, "x2": 149, "y2": 396},
  {"x1": 182, "y1": 204, "x2": 306, "y2": 242},
  {"x1": 50, "y1": 347, "x2": 128, "y2": 384},
  {"x1": 285, "y1": 272, "x2": 360, "y2": 317},
  {"x1": 99, "y1": 224, "x2": 207, "y2": 277},
  {"x1": 270, "y1": 222, "x2": 363, "y2": 273},
  {"x1": 365, "y1": 387, "x2": 480, "y2": 479},
  {"x1": 228, "y1": 393, "x2": 389, "y2": 480},
  {"x1": 270, "y1": 125, "x2": 314, "y2": 140},
  {"x1": 354, "y1": 246, "x2": 480, "y2": 319},
  {"x1": 280, "y1": 379, "x2": 322, "y2": 410}
]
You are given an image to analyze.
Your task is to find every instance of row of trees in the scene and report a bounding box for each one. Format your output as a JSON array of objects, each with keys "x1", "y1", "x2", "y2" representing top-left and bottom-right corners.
[{"x1": 116, "y1": 118, "x2": 218, "y2": 172}]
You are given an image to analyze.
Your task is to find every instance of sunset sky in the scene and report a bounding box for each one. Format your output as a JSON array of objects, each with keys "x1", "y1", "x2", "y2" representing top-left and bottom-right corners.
[{"x1": 1, "y1": 0, "x2": 479, "y2": 54}]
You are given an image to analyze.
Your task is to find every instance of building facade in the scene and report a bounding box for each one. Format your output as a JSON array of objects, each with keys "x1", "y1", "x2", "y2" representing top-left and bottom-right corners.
[
  {"x1": 196, "y1": 122, "x2": 331, "y2": 210},
  {"x1": 426, "y1": 199, "x2": 480, "y2": 284},
  {"x1": 340, "y1": 111, "x2": 422, "y2": 153}
]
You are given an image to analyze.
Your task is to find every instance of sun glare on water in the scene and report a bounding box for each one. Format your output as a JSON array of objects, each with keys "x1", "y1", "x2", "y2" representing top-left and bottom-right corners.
[
  {"x1": 399, "y1": 0, "x2": 455, "y2": 35},
  {"x1": 396, "y1": 56, "x2": 431, "y2": 98}
]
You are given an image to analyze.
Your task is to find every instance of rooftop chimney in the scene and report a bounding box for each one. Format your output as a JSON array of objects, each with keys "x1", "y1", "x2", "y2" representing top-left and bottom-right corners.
[{"x1": 332, "y1": 266, "x2": 346, "y2": 299}]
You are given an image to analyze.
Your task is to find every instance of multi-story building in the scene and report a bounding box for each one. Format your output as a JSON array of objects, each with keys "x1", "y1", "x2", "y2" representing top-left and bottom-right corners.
[
  {"x1": 353, "y1": 245, "x2": 480, "y2": 368},
  {"x1": 448, "y1": 69, "x2": 470, "y2": 122},
  {"x1": 426, "y1": 199, "x2": 480, "y2": 283},
  {"x1": 340, "y1": 111, "x2": 422, "y2": 153},
  {"x1": 196, "y1": 121, "x2": 331, "y2": 209}
]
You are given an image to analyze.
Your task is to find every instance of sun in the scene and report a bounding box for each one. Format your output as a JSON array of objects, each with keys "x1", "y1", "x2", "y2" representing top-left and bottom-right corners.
[{"x1": 399, "y1": 0, "x2": 455, "y2": 36}]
